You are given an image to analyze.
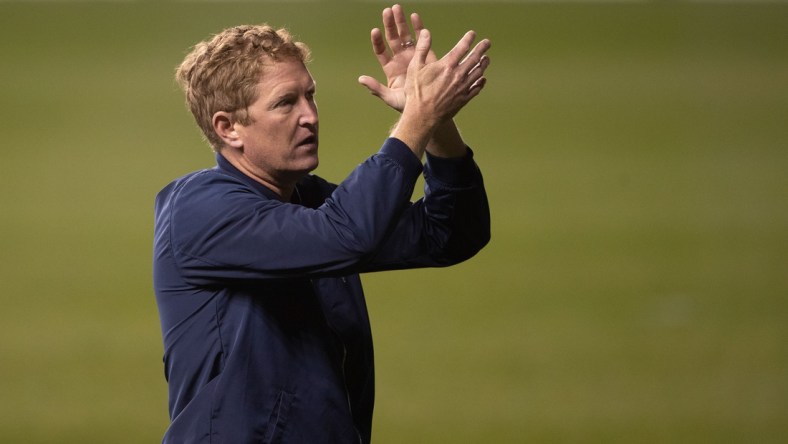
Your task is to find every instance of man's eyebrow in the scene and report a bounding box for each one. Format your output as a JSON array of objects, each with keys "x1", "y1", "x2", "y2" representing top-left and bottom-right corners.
[
  {"x1": 272, "y1": 81, "x2": 316, "y2": 100},
  {"x1": 273, "y1": 91, "x2": 296, "y2": 100}
]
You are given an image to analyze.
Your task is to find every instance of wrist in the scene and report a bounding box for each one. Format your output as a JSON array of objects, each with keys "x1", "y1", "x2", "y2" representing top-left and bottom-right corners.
[
  {"x1": 390, "y1": 108, "x2": 437, "y2": 160},
  {"x1": 426, "y1": 119, "x2": 467, "y2": 158}
]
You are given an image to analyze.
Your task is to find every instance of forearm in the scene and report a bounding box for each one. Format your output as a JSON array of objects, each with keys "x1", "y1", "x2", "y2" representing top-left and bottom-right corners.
[
  {"x1": 391, "y1": 116, "x2": 469, "y2": 161},
  {"x1": 389, "y1": 109, "x2": 432, "y2": 161},
  {"x1": 426, "y1": 118, "x2": 468, "y2": 158},
  {"x1": 362, "y1": 149, "x2": 490, "y2": 271}
]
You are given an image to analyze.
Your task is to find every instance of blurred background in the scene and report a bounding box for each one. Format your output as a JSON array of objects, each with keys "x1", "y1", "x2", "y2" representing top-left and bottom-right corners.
[{"x1": 1, "y1": 1, "x2": 786, "y2": 442}]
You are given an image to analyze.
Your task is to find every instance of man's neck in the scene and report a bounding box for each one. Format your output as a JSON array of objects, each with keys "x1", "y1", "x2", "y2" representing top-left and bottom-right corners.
[{"x1": 218, "y1": 149, "x2": 297, "y2": 202}]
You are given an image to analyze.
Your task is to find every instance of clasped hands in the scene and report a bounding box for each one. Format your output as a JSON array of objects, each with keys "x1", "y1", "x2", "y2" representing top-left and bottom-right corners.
[{"x1": 358, "y1": 5, "x2": 491, "y2": 133}]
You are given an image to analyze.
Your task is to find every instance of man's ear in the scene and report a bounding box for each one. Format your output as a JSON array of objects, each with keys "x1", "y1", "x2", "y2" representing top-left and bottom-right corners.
[{"x1": 212, "y1": 111, "x2": 243, "y2": 149}]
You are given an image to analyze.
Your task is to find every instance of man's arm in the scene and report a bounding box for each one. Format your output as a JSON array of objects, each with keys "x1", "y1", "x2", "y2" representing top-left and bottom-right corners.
[
  {"x1": 427, "y1": 120, "x2": 469, "y2": 158},
  {"x1": 352, "y1": 5, "x2": 491, "y2": 270},
  {"x1": 358, "y1": 4, "x2": 491, "y2": 158},
  {"x1": 361, "y1": 148, "x2": 490, "y2": 272},
  {"x1": 389, "y1": 28, "x2": 490, "y2": 160},
  {"x1": 158, "y1": 139, "x2": 422, "y2": 285}
]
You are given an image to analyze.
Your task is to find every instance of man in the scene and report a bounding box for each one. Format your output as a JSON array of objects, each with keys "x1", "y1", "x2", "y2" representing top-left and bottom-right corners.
[{"x1": 153, "y1": 5, "x2": 491, "y2": 443}]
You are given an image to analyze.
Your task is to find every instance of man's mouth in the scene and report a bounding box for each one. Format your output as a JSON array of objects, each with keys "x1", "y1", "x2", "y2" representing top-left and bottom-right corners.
[{"x1": 298, "y1": 135, "x2": 318, "y2": 148}]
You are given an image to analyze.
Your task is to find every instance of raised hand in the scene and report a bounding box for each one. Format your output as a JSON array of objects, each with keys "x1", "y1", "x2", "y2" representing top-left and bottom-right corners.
[
  {"x1": 405, "y1": 29, "x2": 491, "y2": 124},
  {"x1": 391, "y1": 29, "x2": 491, "y2": 157},
  {"x1": 358, "y1": 4, "x2": 437, "y2": 112}
]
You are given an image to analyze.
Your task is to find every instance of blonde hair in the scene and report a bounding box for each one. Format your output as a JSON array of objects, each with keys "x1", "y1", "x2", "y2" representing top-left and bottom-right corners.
[{"x1": 175, "y1": 25, "x2": 311, "y2": 150}]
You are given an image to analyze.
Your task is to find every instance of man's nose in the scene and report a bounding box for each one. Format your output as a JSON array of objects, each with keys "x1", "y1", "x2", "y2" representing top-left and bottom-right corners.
[{"x1": 299, "y1": 100, "x2": 318, "y2": 126}]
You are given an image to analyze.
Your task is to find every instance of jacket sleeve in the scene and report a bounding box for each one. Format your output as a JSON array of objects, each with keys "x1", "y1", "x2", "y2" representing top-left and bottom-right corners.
[
  {"x1": 162, "y1": 138, "x2": 422, "y2": 285},
  {"x1": 361, "y1": 148, "x2": 491, "y2": 272}
]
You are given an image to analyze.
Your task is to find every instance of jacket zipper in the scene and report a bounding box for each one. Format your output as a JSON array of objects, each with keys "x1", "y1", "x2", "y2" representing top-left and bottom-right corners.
[{"x1": 311, "y1": 278, "x2": 364, "y2": 443}]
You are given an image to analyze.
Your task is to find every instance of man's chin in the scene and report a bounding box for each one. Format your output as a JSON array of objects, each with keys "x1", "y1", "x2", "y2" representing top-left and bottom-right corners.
[
  {"x1": 291, "y1": 157, "x2": 319, "y2": 178},
  {"x1": 304, "y1": 156, "x2": 319, "y2": 173}
]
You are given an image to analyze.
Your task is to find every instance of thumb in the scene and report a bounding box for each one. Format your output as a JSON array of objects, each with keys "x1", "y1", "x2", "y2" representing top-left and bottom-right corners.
[
  {"x1": 413, "y1": 29, "x2": 431, "y2": 66},
  {"x1": 358, "y1": 75, "x2": 387, "y2": 98}
]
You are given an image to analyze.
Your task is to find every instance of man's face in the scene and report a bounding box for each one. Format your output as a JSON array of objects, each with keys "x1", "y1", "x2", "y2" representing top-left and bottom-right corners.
[{"x1": 233, "y1": 59, "x2": 319, "y2": 185}]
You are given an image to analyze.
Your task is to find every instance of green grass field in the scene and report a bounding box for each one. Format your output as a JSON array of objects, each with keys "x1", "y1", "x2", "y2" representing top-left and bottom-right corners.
[{"x1": 1, "y1": 1, "x2": 786, "y2": 442}]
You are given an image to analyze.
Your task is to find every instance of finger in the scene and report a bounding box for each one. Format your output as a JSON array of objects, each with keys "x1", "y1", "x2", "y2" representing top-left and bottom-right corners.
[
  {"x1": 460, "y1": 38, "x2": 492, "y2": 68},
  {"x1": 411, "y1": 12, "x2": 438, "y2": 63},
  {"x1": 413, "y1": 29, "x2": 431, "y2": 65},
  {"x1": 392, "y1": 4, "x2": 412, "y2": 44},
  {"x1": 370, "y1": 28, "x2": 387, "y2": 56},
  {"x1": 464, "y1": 69, "x2": 487, "y2": 96},
  {"x1": 442, "y1": 31, "x2": 477, "y2": 66},
  {"x1": 471, "y1": 77, "x2": 487, "y2": 92},
  {"x1": 357, "y1": 75, "x2": 387, "y2": 98},
  {"x1": 411, "y1": 12, "x2": 424, "y2": 35},
  {"x1": 466, "y1": 55, "x2": 491, "y2": 79},
  {"x1": 370, "y1": 28, "x2": 392, "y2": 65},
  {"x1": 465, "y1": 77, "x2": 487, "y2": 102},
  {"x1": 462, "y1": 56, "x2": 490, "y2": 93},
  {"x1": 382, "y1": 7, "x2": 399, "y2": 47}
]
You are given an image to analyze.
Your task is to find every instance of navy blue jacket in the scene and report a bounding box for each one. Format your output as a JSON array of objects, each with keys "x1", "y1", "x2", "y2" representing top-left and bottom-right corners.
[{"x1": 153, "y1": 138, "x2": 490, "y2": 443}]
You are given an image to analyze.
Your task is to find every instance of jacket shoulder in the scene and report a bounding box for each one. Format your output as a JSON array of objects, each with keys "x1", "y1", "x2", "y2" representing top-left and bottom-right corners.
[{"x1": 157, "y1": 168, "x2": 257, "y2": 205}]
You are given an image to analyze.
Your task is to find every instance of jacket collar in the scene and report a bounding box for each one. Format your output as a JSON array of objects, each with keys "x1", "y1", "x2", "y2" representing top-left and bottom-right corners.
[{"x1": 215, "y1": 152, "x2": 283, "y2": 201}]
